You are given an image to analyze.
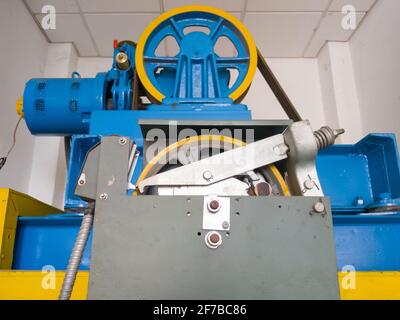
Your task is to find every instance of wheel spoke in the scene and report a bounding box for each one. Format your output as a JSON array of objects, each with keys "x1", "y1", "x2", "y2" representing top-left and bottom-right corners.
[
  {"x1": 215, "y1": 57, "x2": 249, "y2": 68},
  {"x1": 169, "y1": 17, "x2": 185, "y2": 41},
  {"x1": 210, "y1": 17, "x2": 224, "y2": 41},
  {"x1": 144, "y1": 56, "x2": 179, "y2": 65}
]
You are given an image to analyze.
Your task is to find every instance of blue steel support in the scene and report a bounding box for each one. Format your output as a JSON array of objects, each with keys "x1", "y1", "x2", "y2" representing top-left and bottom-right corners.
[{"x1": 317, "y1": 134, "x2": 400, "y2": 213}]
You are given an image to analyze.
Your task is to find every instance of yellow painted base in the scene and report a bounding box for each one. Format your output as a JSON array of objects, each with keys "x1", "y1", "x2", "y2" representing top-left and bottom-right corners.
[
  {"x1": 0, "y1": 271, "x2": 399, "y2": 300},
  {"x1": 338, "y1": 271, "x2": 400, "y2": 300},
  {"x1": 0, "y1": 271, "x2": 89, "y2": 300}
]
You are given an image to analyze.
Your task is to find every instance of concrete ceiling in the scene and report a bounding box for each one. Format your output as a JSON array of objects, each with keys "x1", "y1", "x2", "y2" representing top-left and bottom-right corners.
[{"x1": 24, "y1": 0, "x2": 377, "y2": 58}]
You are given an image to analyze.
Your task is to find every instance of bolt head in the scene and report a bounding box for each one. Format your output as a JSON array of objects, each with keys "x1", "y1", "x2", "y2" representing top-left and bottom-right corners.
[
  {"x1": 208, "y1": 199, "x2": 220, "y2": 213},
  {"x1": 355, "y1": 197, "x2": 364, "y2": 206},
  {"x1": 205, "y1": 231, "x2": 222, "y2": 249},
  {"x1": 116, "y1": 52, "x2": 128, "y2": 63},
  {"x1": 119, "y1": 137, "x2": 127, "y2": 145},
  {"x1": 273, "y1": 144, "x2": 289, "y2": 156},
  {"x1": 222, "y1": 221, "x2": 230, "y2": 229},
  {"x1": 78, "y1": 173, "x2": 86, "y2": 186},
  {"x1": 313, "y1": 201, "x2": 325, "y2": 213},
  {"x1": 99, "y1": 193, "x2": 108, "y2": 200},
  {"x1": 202, "y1": 170, "x2": 213, "y2": 181},
  {"x1": 209, "y1": 233, "x2": 220, "y2": 244},
  {"x1": 304, "y1": 179, "x2": 315, "y2": 190}
]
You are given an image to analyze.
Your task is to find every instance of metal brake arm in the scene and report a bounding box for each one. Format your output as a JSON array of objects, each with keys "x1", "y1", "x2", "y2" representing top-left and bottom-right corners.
[{"x1": 138, "y1": 134, "x2": 288, "y2": 193}]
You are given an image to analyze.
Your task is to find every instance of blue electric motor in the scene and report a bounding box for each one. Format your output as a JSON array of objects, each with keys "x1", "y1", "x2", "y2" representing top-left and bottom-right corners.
[
  {"x1": 23, "y1": 73, "x2": 108, "y2": 135},
  {"x1": 21, "y1": 41, "x2": 138, "y2": 135}
]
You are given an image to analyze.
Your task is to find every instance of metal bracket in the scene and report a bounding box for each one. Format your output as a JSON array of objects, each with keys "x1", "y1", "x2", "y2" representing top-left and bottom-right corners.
[
  {"x1": 75, "y1": 136, "x2": 136, "y2": 201},
  {"x1": 283, "y1": 121, "x2": 323, "y2": 196},
  {"x1": 75, "y1": 142, "x2": 101, "y2": 201},
  {"x1": 202, "y1": 195, "x2": 230, "y2": 231},
  {"x1": 138, "y1": 134, "x2": 288, "y2": 192}
]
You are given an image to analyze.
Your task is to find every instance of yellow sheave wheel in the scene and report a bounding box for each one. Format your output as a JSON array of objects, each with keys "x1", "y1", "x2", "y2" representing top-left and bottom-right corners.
[
  {"x1": 134, "y1": 135, "x2": 290, "y2": 196},
  {"x1": 135, "y1": 5, "x2": 258, "y2": 103}
]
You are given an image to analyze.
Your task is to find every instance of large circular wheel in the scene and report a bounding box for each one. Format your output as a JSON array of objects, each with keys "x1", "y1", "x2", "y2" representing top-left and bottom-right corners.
[{"x1": 135, "y1": 5, "x2": 257, "y2": 103}]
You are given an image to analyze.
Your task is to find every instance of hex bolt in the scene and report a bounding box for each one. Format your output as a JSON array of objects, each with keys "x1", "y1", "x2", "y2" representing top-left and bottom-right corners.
[
  {"x1": 208, "y1": 199, "x2": 220, "y2": 213},
  {"x1": 78, "y1": 179, "x2": 85, "y2": 186},
  {"x1": 119, "y1": 137, "x2": 127, "y2": 145},
  {"x1": 202, "y1": 170, "x2": 213, "y2": 181},
  {"x1": 205, "y1": 231, "x2": 222, "y2": 249},
  {"x1": 99, "y1": 193, "x2": 108, "y2": 200},
  {"x1": 313, "y1": 201, "x2": 325, "y2": 214},
  {"x1": 222, "y1": 221, "x2": 230, "y2": 229}
]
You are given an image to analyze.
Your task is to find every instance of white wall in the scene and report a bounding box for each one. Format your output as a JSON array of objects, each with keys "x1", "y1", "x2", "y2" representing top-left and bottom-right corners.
[
  {"x1": 349, "y1": 0, "x2": 400, "y2": 142},
  {"x1": 244, "y1": 58, "x2": 325, "y2": 130},
  {"x1": 0, "y1": 0, "x2": 48, "y2": 193},
  {"x1": 77, "y1": 57, "x2": 113, "y2": 77},
  {"x1": 318, "y1": 42, "x2": 364, "y2": 144}
]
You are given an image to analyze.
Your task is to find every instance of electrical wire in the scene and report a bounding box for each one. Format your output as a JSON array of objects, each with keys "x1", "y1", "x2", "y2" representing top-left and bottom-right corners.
[{"x1": 0, "y1": 116, "x2": 23, "y2": 171}]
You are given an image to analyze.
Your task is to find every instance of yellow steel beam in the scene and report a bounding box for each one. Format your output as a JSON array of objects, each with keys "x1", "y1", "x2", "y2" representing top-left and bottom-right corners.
[
  {"x1": 0, "y1": 271, "x2": 88, "y2": 300},
  {"x1": 338, "y1": 271, "x2": 400, "y2": 300},
  {"x1": 0, "y1": 271, "x2": 399, "y2": 300},
  {"x1": 0, "y1": 188, "x2": 62, "y2": 269}
]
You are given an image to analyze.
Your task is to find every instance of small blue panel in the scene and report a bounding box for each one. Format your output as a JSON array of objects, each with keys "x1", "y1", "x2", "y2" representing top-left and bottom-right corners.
[
  {"x1": 12, "y1": 214, "x2": 91, "y2": 270},
  {"x1": 317, "y1": 149, "x2": 372, "y2": 212},
  {"x1": 334, "y1": 213, "x2": 400, "y2": 271}
]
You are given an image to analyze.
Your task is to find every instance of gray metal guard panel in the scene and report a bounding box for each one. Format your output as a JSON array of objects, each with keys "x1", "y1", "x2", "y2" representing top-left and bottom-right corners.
[{"x1": 88, "y1": 196, "x2": 339, "y2": 300}]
